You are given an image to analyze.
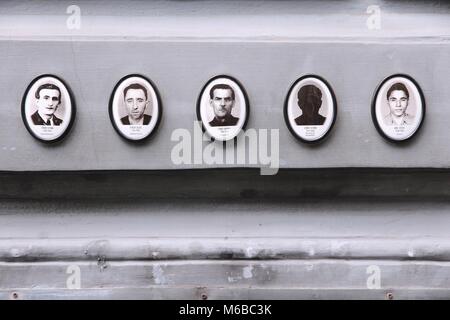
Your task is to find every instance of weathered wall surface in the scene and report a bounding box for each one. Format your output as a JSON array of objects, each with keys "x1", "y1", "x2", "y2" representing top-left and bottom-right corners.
[{"x1": 0, "y1": 0, "x2": 449, "y2": 299}]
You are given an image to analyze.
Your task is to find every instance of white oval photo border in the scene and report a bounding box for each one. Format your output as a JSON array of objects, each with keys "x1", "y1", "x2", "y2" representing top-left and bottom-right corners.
[
  {"x1": 374, "y1": 76, "x2": 424, "y2": 141},
  {"x1": 111, "y1": 76, "x2": 160, "y2": 141},
  {"x1": 23, "y1": 76, "x2": 73, "y2": 141},
  {"x1": 199, "y1": 77, "x2": 247, "y2": 141},
  {"x1": 287, "y1": 77, "x2": 335, "y2": 142}
]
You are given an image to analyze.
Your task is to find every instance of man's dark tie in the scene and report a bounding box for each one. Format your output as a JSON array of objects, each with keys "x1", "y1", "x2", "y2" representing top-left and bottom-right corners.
[{"x1": 45, "y1": 120, "x2": 51, "y2": 125}]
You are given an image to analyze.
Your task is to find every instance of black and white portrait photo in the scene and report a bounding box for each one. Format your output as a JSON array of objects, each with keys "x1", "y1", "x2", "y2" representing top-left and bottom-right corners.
[
  {"x1": 284, "y1": 75, "x2": 337, "y2": 143},
  {"x1": 197, "y1": 75, "x2": 249, "y2": 141},
  {"x1": 372, "y1": 74, "x2": 425, "y2": 142},
  {"x1": 21, "y1": 74, "x2": 75, "y2": 142},
  {"x1": 109, "y1": 74, "x2": 162, "y2": 141}
]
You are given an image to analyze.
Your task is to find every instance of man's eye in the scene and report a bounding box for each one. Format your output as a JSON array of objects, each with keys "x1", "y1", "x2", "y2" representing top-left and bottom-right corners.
[
  {"x1": 389, "y1": 98, "x2": 396, "y2": 102},
  {"x1": 127, "y1": 99, "x2": 133, "y2": 103},
  {"x1": 137, "y1": 99, "x2": 143, "y2": 102},
  {"x1": 225, "y1": 98, "x2": 231, "y2": 101},
  {"x1": 52, "y1": 97, "x2": 58, "y2": 101},
  {"x1": 401, "y1": 98, "x2": 407, "y2": 101}
]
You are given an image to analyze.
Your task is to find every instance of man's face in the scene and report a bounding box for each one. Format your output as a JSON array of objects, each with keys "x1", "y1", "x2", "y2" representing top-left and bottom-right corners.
[
  {"x1": 299, "y1": 94, "x2": 322, "y2": 116},
  {"x1": 125, "y1": 88, "x2": 148, "y2": 120},
  {"x1": 388, "y1": 90, "x2": 409, "y2": 117},
  {"x1": 210, "y1": 89, "x2": 234, "y2": 119},
  {"x1": 36, "y1": 89, "x2": 60, "y2": 116}
]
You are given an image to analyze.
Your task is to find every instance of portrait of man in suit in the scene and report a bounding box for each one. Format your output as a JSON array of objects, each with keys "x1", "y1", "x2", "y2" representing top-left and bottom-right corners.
[
  {"x1": 384, "y1": 82, "x2": 414, "y2": 126},
  {"x1": 294, "y1": 85, "x2": 326, "y2": 126},
  {"x1": 120, "y1": 83, "x2": 152, "y2": 125},
  {"x1": 209, "y1": 84, "x2": 239, "y2": 127},
  {"x1": 31, "y1": 83, "x2": 63, "y2": 126}
]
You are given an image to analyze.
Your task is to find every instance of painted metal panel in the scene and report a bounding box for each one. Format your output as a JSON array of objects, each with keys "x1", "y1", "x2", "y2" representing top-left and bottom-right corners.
[{"x1": 0, "y1": 0, "x2": 449, "y2": 299}]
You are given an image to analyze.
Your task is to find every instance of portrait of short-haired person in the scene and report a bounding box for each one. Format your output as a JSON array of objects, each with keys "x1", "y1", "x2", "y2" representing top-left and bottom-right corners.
[
  {"x1": 120, "y1": 83, "x2": 152, "y2": 125},
  {"x1": 31, "y1": 83, "x2": 63, "y2": 126},
  {"x1": 294, "y1": 85, "x2": 326, "y2": 126},
  {"x1": 384, "y1": 82, "x2": 414, "y2": 126},
  {"x1": 208, "y1": 84, "x2": 239, "y2": 127}
]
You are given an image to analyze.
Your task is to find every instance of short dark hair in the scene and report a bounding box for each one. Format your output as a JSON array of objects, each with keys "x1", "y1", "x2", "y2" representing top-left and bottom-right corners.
[
  {"x1": 124, "y1": 83, "x2": 148, "y2": 100},
  {"x1": 209, "y1": 84, "x2": 235, "y2": 100},
  {"x1": 387, "y1": 83, "x2": 409, "y2": 100},
  {"x1": 35, "y1": 83, "x2": 61, "y2": 102},
  {"x1": 297, "y1": 85, "x2": 322, "y2": 102}
]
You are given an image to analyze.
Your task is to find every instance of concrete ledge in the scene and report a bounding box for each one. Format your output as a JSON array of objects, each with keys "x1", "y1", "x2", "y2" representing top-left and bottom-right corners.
[
  {"x1": 1, "y1": 260, "x2": 450, "y2": 299},
  {"x1": 1, "y1": 0, "x2": 449, "y2": 40},
  {"x1": 1, "y1": 237, "x2": 450, "y2": 262}
]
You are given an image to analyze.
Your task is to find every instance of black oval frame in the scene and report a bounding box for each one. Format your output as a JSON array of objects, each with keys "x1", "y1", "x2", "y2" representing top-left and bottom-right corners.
[
  {"x1": 108, "y1": 74, "x2": 163, "y2": 143},
  {"x1": 284, "y1": 74, "x2": 337, "y2": 144},
  {"x1": 371, "y1": 73, "x2": 426, "y2": 143},
  {"x1": 196, "y1": 75, "x2": 250, "y2": 141},
  {"x1": 21, "y1": 74, "x2": 76, "y2": 144}
]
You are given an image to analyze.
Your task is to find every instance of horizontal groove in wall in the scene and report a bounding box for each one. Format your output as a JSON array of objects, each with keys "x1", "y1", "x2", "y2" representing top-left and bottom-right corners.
[{"x1": 0, "y1": 168, "x2": 449, "y2": 200}]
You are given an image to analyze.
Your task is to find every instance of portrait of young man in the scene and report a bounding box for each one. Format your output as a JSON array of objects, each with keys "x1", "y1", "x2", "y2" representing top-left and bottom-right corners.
[
  {"x1": 384, "y1": 82, "x2": 414, "y2": 126},
  {"x1": 208, "y1": 84, "x2": 239, "y2": 127},
  {"x1": 121, "y1": 83, "x2": 152, "y2": 126},
  {"x1": 31, "y1": 83, "x2": 63, "y2": 126}
]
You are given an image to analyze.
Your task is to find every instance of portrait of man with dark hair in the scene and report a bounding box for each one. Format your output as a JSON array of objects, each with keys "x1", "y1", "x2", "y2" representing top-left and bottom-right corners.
[
  {"x1": 294, "y1": 85, "x2": 326, "y2": 126},
  {"x1": 121, "y1": 83, "x2": 152, "y2": 125},
  {"x1": 208, "y1": 84, "x2": 239, "y2": 127},
  {"x1": 384, "y1": 82, "x2": 414, "y2": 126},
  {"x1": 31, "y1": 83, "x2": 63, "y2": 126}
]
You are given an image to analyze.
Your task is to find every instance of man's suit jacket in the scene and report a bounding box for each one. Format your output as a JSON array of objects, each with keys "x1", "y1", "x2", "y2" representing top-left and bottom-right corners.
[
  {"x1": 209, "y1": 115, "x2": 239, "y2": 127},
  {"x1": 121, "y1": 114, "x2": 152, "y2": 125},
  {"x1": 31, "y1": 111, "x2": 63, "y2": 126}
]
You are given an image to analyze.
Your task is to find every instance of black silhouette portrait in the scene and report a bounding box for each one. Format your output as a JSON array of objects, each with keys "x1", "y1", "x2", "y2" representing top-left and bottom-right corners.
[{"x1": 294, "y1": 85, "x2": 326, "y2": 126}]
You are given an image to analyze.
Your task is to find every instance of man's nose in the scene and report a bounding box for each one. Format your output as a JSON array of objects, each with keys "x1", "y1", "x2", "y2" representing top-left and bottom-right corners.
[{"x1": 220, "y1": 99, "x2": 226, "y2": 106}]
